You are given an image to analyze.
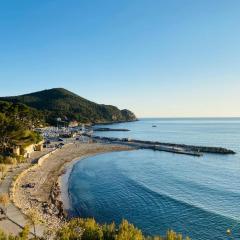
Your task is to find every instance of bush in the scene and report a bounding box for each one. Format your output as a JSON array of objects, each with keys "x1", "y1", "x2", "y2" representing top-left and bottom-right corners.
[
  {"x1": 102, "y1": 222, "x2": 115, "y2": 240},
  {"x1": 116, "y1": 220, "x2": 143, "y2": 240},
  {"x1": 2, "y1": 156, "x2": 14, "y2": 164},
  {"x1": 55, "y1": 219, "x2": 191, "y2": 240},
  {"x1": 16, "y1": 155, "x2": 25, "y2": 164},
  {"x1": 18, "y1": 225, "x2": 30, "y2": 240},
  {"x1": 0, "y1": 218, "x2": 191, "y2": 240},
  {"x1": 0, "y1": 226, "x2": 29, "y2": 240}
]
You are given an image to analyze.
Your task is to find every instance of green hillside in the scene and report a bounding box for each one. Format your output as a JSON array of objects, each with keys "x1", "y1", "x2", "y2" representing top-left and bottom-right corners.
[{"x1": 0, "y1": 88, "x2": 137, "y2": 124}]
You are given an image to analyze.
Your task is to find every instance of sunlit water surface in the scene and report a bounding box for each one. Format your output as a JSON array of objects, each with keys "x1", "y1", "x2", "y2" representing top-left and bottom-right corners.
[{"x1": 69, "y1": 118, "x2": 240, "y2": 240}]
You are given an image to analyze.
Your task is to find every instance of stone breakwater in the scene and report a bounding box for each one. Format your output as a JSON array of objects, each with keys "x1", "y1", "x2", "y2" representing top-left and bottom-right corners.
[
  {"x1": 94, "y1": 127, "x2": 130, "y2": 132},
  {"x1": 92, "y1": 119, "x2": 138, "y2": 126},
  {"x1": 88, "y1": 135, "x2": 236, "y2": 156}
]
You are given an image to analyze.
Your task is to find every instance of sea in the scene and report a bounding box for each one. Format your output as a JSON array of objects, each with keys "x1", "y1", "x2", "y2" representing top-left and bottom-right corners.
[{"x1": 68, "y1": 118, "x2": 240, "y2": 240}]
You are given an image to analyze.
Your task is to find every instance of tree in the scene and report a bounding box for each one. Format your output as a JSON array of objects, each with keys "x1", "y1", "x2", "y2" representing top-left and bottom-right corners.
[
  {"x1": 0, "y1": 113, "x2": 24, "y2": 153},
  {"x1": 0, "y1": 112, "x2": 42, "y2": 159}
]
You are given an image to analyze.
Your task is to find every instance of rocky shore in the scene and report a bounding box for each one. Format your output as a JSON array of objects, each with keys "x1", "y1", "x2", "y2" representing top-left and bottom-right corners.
[{"x1": 43, "y1": 182, "x2": 66, "y2": 219}]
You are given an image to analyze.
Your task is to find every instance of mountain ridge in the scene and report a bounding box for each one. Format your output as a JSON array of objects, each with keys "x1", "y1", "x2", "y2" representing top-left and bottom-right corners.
[{"x1": 0, "y1": 88, "x2": 137, "y2": 124}]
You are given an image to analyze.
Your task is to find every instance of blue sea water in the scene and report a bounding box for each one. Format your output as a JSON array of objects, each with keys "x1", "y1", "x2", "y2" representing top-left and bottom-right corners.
[{"x1": 68, "y1": 118, "x2": 240, "y2": 240}]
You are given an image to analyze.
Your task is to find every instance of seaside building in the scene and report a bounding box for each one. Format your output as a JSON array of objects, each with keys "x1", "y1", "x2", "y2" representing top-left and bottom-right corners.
[
  {"x1": 11, "y1": 141, "x2": 44, "y2": 158},
  {"x1": 69, "y1": 121, "x2": 79, "y2": 127}
]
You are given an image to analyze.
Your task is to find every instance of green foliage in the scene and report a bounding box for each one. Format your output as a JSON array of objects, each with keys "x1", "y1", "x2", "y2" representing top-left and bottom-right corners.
[
  {"x1": 165, "y1": 230, "x2": 183, "y2": 240},
  {"x1": 0, "y1": 88, "x2": 137, "y2": 124},
  {"x1": 18, "y1": 225, "x2": 30, "y2": 240},
  {"x1": 0, "y1": 225, "x2": 29, "y2": 240},
  {"x1": 0, "y1": 230, "x2": 8, "y2": 240},
  {"x1": 0, "y1": 164, "x2": 7, "y2": 179},
  {"x1": 80, "y1": 218, "x2": 103, "y2": 240},
  {"x1": 116, "y1": 220, "x2": 143, "y2": 240},
  {"x1": 0, "y1": 156, "x2": 19, "y2": 165},
  {"x1": 0, "y1": 219, "x2": 190, "y2": 240},
  {"x1": 54, "y1": 218, "x2": 190, "y2": 240},
  {"x1": 0, "y1": 101, "x2": 45, "y2": 128},
  {"x1": 0, "y1": 103, "x2": 43, "y2": 160},
  {"x1": 102, "y1": 223, "x2": 115, "y2": 240}
]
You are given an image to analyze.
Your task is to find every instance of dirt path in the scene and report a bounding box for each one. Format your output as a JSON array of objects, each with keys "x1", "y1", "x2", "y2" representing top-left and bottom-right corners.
[{"x1": 0, "y1": 149, "x2": 50, "y2": 236}]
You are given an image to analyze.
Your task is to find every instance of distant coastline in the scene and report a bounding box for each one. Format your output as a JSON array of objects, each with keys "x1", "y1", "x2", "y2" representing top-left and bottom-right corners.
[
  {"x1": 92, "y1": 119, "x2": 138, "y2": 126},
  {"x1": 138, "y1": 117, "x2": 240, "y2": 120}
]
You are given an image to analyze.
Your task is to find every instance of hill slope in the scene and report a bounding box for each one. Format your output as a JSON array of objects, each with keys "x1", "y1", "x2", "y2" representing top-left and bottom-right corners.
[{"x1": 0, "y1": 88, "x2": 137, "y2": 124}]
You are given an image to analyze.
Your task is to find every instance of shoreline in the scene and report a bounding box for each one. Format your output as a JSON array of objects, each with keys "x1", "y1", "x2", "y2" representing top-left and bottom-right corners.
[
  {"x1": 59, "y1": 151, "x2": 119, "y2": 214},
  {"x1": 12, "y1": 142, "x2": 134, "y2": 232},
  {"x1": 58, "y1": 153, "x2": 98, "y2": 212}
]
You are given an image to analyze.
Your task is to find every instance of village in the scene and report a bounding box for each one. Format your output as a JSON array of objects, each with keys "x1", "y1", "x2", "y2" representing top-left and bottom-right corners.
[{"x1": 12, "y1": 122, "x2": 94, "y2": 160}]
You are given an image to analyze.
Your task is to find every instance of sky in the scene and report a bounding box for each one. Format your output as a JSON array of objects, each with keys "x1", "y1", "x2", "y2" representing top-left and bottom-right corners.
[{"x1": 0, "y1": 0, "x2": 240, "y2": 117}]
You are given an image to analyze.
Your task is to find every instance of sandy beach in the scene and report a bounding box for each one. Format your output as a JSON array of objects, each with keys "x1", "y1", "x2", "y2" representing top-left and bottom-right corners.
[
  {"x1": 58, "y1": 152, "x2": 106, "y2": 211},
  {"x1": 12, "y1": 142, "x2": 133, "y2": 232}
]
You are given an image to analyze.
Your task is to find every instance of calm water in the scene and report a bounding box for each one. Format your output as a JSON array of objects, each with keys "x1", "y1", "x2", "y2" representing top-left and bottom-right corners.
[{"x1": 68, "y1": 118, "x2": 240, "y2": 239}]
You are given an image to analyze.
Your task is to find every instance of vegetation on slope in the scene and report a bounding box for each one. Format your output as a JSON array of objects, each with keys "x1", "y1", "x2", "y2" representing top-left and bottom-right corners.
[
  {"x1": 0, "y1": 101, "x2": 45, "y2": 128},
  {"x1": 0, "y1": 218, "x2": 190, "y2": 240},
  {"x1": 0, "y1": 88, "x2": 137, "y2": 124},
  {"x1": 0, "y1": 101, "x2": 42, "y2": 163},
  {"x1": 55, "y1": 218, "x2": 190, "y2": 240}
]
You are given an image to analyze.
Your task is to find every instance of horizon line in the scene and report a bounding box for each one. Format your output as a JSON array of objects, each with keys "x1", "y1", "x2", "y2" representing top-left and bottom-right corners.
[{"x1": 138, "y1": 116, "x2": 240, "y2": 119}]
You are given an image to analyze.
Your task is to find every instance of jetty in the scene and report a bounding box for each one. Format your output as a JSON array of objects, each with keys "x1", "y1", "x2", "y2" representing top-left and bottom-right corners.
[
  {"x1": 94, "y1": 127, "x2": 130, "y2": 132},
  {"x1": 84, "y1": 134, "x2": 236, "y2": 157}
]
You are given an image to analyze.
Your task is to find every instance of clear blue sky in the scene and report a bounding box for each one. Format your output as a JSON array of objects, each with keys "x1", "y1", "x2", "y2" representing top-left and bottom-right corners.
[{"x1": 0, "y1": 0, "x2": 239, "y2": 117}]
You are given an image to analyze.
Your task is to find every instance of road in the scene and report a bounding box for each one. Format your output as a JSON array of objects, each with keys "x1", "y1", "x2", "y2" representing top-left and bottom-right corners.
[{"x1": 0, "y1": 150, "x2": 50, "y2": 236}]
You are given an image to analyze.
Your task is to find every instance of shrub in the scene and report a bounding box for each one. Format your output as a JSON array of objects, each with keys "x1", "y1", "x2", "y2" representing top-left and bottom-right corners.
[
  {"x1": 102, "y1": 222, "x2": 115, "y2": 240},
  {"x1": 0, "y1": 226, "x2": 30, "y2": 240},
  {"x1": 116, "y1": 220, "x2": 143, "y2": 240},
  {"x1": 3, "y1": 156, "x2": 14, "y2": 164},
  {"x1": 0, "y1": 218, "x2": 191, "y2": 240},
  {"x1": 16, "y1": 155, "x2": 25, "y2": 163},
  {"x1": 18, "y1": 225, "x2": 30, "y2": 240},
  {"x1": 55, "y1": 219, "x2": 191, "y2": 240}
]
